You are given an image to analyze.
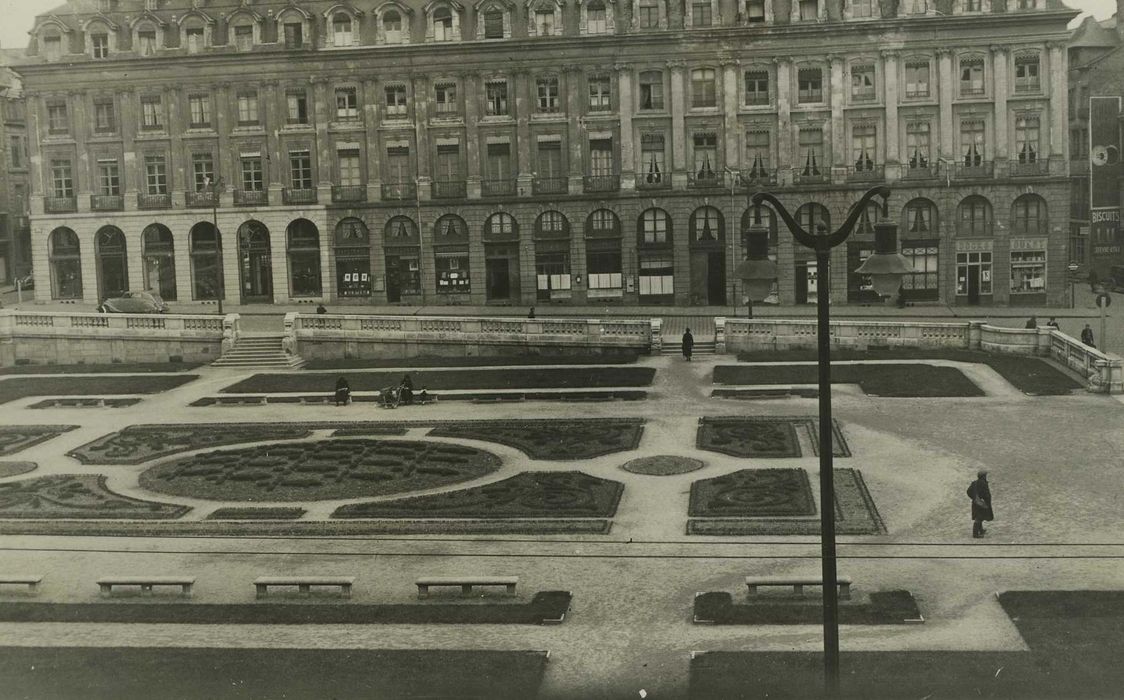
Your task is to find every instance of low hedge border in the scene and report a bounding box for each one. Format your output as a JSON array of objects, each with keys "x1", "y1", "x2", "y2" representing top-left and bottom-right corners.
[
  {"x1": 0, "y1": 425, "x2": 80, "y2": 458},
  {"x1": 191, "y1": 391, "x2": 647, "y2": 407},
  {"x1": 693, "y1": 590, "x2": 922, "y2": 624},
  {"x1": 305, "y1": 354, "x2": 639, "y2": 369},
  {"x1": 0, "y1": 518, "x2": 612, "y2": 537},
  {"x1": 205, "y1": 507, "x2": 307, "y2": 520},
  {"x1": 28, "y1": 398, "x2": 143, "y2": 409},
  {"x1": 0, "y1": 591, "x2": 573, "y2": 625}
]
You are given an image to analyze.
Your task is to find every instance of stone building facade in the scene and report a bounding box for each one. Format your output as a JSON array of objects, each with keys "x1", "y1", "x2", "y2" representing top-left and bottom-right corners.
[
  {"x1": 0, "y1": 58, "x2": 30, "y2": 286},
  {"x1": 19, "y1": 0, "x2": 1075, "y2": 308}
]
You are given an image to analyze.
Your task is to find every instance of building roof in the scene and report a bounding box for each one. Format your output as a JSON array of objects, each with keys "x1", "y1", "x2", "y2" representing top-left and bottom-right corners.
[{"x1": 1069, "y1": 14, "x2": 1119, "y2": 49}]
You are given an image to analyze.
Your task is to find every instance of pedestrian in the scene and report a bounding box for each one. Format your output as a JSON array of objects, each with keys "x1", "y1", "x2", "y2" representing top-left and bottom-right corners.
[
  {"x1": 1024, "y1": 315, "x2": 1037, "y2": 329},
  {"x1": 682, "y1": 328, "x2": 694, "y2": 362},
  {"x1": 1081, "y1": 324, "x2": 1095, "y2": 348},
  {"x1": 966, "y1": 470, "x2": 993, "y2": 538},
  {"x1": 1045, "y1": 317, "x2": 1060, "y2": 329},
  {"x1": 399, "y1": 373, "x2": 414, "y2": 405},
  {"x1": 528, "y1": 306, "x2": 536, "y2": 319},
  {"x1": 334, "y1": 376, "x2": 351, "y2": 406}
]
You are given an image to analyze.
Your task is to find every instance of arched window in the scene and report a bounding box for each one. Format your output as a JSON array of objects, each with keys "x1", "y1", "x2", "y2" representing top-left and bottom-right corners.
[
  {"x1": 484, "y1": 212, "x2": 518, "y2": 238},
  {"x1": 287, "y1": 219, "x2": 322, "y2": 297},
  {"x1": 740, "y1": 205, "x2": 778, "y2": 250},
  {"x1": 689, "y1": 206, "x2": 724, "y2": 242},
  {"x1": 189, "y1": 222, "x2": 219, "y2": 300},
  {"x1": 376, "y1": 3, "x2": 409, "y2": 44},
  {"x1": 335, "y1": 218, "x2": 371, "y2": 298},
  {"x1": 386, "y1": 215, "x2": 419, "y2": 240},
  {"x1": 902, "y1": 198, "x2": 938, "y2": 236},
  {"x1": 383, "y1": 216, "x2": 421, "y2": 301},
  {"x1": 332, "y1": 12, "x2": 356, "y2": 46},
  {"x1": 429, "y1": 2, "x2": 460, "y2": 42},
  {"x1": 638, "y1": 208, "x2": 671, "y2": 244},
  {"x1": 535, "y1": 210, "x2": 569, "y2": 237},
  {"x1": 583, "y1": 0, "x2": 613, "y2": 34},
  {"x1": 95, "y1": 226, "x2": 128, "y2": 301},
  {"x1": 795, "y1": 203, "x2": 831, "y2": 234},
  {"x1": 142, "y1": 224, "x2": 176, "y2": 300},
  {"x1": 1012, "y1": 194, "x2": 1046, "y2": 235},
  {"x1": 237, "y1": 220, "x2": 274, "y2": 302},
  {"x1": 434, "y1": 213, "x2": 468, "y2": 239},
  {"x1": 49, "y1": 227, "x2": 83, "y2": 300},
  {"x1": 957, "y1": 195, "x2": 992, "y2": 236},
  {"x1": 477, "y1": 0, "x2": 511, "y2": 38},
  {"x1": 528, "y1": 0, "x2": 562, "y2": 36},
  {"x1": 848, "y1": 200, "x2": 881, "y2": 235}
]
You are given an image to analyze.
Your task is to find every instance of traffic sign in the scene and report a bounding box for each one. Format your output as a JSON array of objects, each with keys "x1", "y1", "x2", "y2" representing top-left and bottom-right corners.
[{"x1": 1096, "y1": 293, "x2": 1112, "y2": 308}]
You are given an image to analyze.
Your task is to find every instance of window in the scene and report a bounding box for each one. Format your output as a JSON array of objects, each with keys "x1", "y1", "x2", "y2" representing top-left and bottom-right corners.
[
  {"x1": 486, "y1": 142, "x2": 512, "y2": 180},
  {"x1": 798, "y1": 127, "x2": 823, "y2": 177},
  {"x1": 745, "y1": 130, "x2": 770, "y2": 177},
  {"x1": 385, "y1": 84, "x2": 408, "y2": 117},
  {"x1": 433, "y1": 7, "x2": 455, "y2": 41},
  {"x1": 798, "y1": 67, "x2": 823, "y2": 103},
  {"x1": 236, "y1": 91, "x2": 259, "y2": 126},
  {"x1": 745, "y1": 0, "x2": 766, "y2": 21},
  {"x1": 537, "y1": 140, "x2": 563, "y2": 177},
  {"x1": 904, "y1": 199, "x2": 936, "y2": 235},
  {"x1": 486, "y1": 212, "x2": 517, "y2": 237},
  {"x1": 283, "y1": 22, "x2": 304, "y2": 48},
  {"x1": 587, "y1": 239, "x2": 622, "y2": 291},
  {"x1": 1010, "y1": 250, "x2": 1045, "y2": 293},
  {"x1": 965, "y1": 0, "x2": 982, "y2": 9},
  {"x1": 799, "y1": 0, "x2": 818, "y2": 19},
  {"x1": 691, "y1": 1, "x2": 712, "y2": 25},
  {"x1": 639, "y1": 71, "x2": 664, "y2": 110},
  {"x1": 434, "y1": 82, "x2": 458, "y2": 115},
  {"x1": 287, "y1": 220, "x2": 322, "y2": 298},
  {"x1": 535, "y1": 10, "x2": 555, "y2": 34},
  {"x1": 692, "y1": 132, "x2": 717, "y2": 180},
  {"x1": 435, "y1": 143, "x2": 461, "y2": 182},
  {"x1": 483, "y1": 9, "x2": 504, "y2": 38},
  {"x1": 289, "y1": 150, "x2": 313, "y2": 190},
  {"x1": 95, "y1": 159, "x2": 120, "y2": 196},
  {"x1": 144, "y1": 154, "x2": 167, "y2": 195},
  {"x1": 188, "y1": 94, "x2": 211, "y2": 128},
  {"x1": 905, "y1": 60, "x2": 930, "y2": 98},
  {"x1": 901, "y1": 242, "x2": 938, "y2": 298},
  {"x1": 852, "y1": 123, "x2": 876, "y2": 172},
  {"x1": 851, "y1": 0, "x2": 872, "y2": 17},
  {"x1": 49, "y1": 228, "x2": 83, "y2": 300},
  {"x1": 51, "y1": 159, "x2": 74, "y2": 197},
  {"x1": 137, "y1": 30, "x2": 157, "y2": 56},
  {"x1": 333, "y1": 13, "x2": 354, "y2": 45},
  {"x1": 1015, "y1": 0, "x2": 1035, "y2": 8},
  {"x1": 140, "y1": 95, "x2": 162, "y2": 130},
  {"x1": 906, "y1": 121, "x2": 930, "y2": 168},
  {"x1": 287, "y1": 91, "x2": 309, "y2": 124},
  {"x1": 641, "y1": 133, "x2": 666, "y2": 184},
  {"x1": 959, "y1": 56, "x2": 984, "y2": 96},
  {"x1": 796, "y1": 203, "x2": 830, "y2": 233},
  {"x1": 191, "y1": 152, "x2": 214, "y2": 192},
  {"x1": 1012, "y1": 194, "x2": 1046, "y2": 234},
  {"x1": 43, "y1": 35, "x2": 62, "y2": 60},
  {"x1": 384, "y1": 11, "x2": 403, "y2": 42},
  {"x1": 485, "y1": 80, "x2": 508, "y2": 116},
  {"x1": 9, "y1": 136, "x2": 23, "y2": 168},
  {"x1": 537, "y1": 250, "x2": 571, "y2": 299},
  {"x1": 956, "y1": 252, "x2": 992, "y2": 295},
  {"x1": 638, "y1": 254, "x2": 673, "y2": 297},
  {"x1": 960, "y1": 119, "x2": 985, "y2": 166},
  {"x1": 691, "y1": 68, "x2": 716, "y2": 108},
  {"x1": 640, "y1": 208, "x2": 669, "y2": 244},
  {"x1": 92, "y1": 33, "x2": 110, "y2": 58},
  {"x1": 47, "y1": 101, "x2": 69, "y2": 134},
  {"x1": 589, "y1": 209, "x2": 619, "y2": 235},
  {"x1": 589, "y1": 76, "x2": 612, "y2": 111},
  {"x1": 234, "y1": 25, "x2": 254, "y2": 52},
  {"x1": 958, "y1": 196, "x2": 991, "y2": 235},
  {"x1": 94, "y1": 99, "x2": 116, "y2": 133},
  {"x1": 590, "y1": 138, "x2": 613, "y2": 176},
  {"x1": 745, "y1": 70, "x2": 769, "y2": 106},
  {"x1": 1015, "y1": 114, "x2": 1040, "y2": 163},
  {"x1": 538, "y1": 210, "x2": 567, "y2": 235},
  {"x1": 536, "y1": 77, "x2": 560, "y2": 112},
  {"x1": 335, "y1": 87, "x2": 359, "y2": 120},
  {"x1": 385, "y1": 145, "x2": 412, "y2": 183},
  {"x1": 435, "y1": 253, "x2": 470, "y2": 293},
  {"x1": 587, "y1": 0, "x2": 609, "y2": 33},
  {"x1": 692, "y1": 207, "x2": 721, "y2": 242},
  {"x1": 637, "y1": 0, "x2": 659, "y2": 28},
  {"x1": 338, "y1": 148, "x2": 362, "y2": 186},
  {"x1": 241, "y1": 156, "x2": 263, "y2": 192},
  {"x1": 851, "y1": 64, "x2": 875, "y2": 101},
  {"x1": 1014, "y1": 54, "x2": 1040, "y2": 93},
  {"x1": 185, "y1": 27, "x2": 205, "y2": 53}
]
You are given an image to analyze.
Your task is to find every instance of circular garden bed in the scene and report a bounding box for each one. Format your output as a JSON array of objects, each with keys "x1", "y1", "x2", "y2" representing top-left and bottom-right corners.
[
  {"x1": 621, "y1": 456, "x2": 704, "y2": 476},
  {"x1": 139, "y1": 439, "x2": 501, "y2": 502}
]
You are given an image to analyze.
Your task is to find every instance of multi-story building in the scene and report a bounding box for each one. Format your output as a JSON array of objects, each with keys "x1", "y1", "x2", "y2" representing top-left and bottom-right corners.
[
  {"x1": 0, "y1": 53, "x2": 30, "y2": 286},
  {"x1": 18, "y1": 0, "x2": 1074, "y2": 309},
  {"x1": 1067, "y1": 7, "x2": 1123, "y2": 281}
]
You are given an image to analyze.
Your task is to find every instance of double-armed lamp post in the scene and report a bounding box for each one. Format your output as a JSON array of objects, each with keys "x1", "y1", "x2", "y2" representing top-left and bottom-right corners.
[{"x1": 739, "y1": 185, "x2": 914, "y2": 696}]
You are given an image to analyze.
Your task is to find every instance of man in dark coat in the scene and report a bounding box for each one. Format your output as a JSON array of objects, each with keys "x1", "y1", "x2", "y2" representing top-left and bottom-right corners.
[
  {"x1": 1081, "y1": 324, "x2": 1095, "y2": 348},
  {"x1": 682, "y1": 328, "x2": 694, "y2": 362},
  {"x1": 967, "y1": 470, "x2": 993, "y2": 538},
  {"x1": 334, "y1": 376, "x2": 351, "y2": 406}
]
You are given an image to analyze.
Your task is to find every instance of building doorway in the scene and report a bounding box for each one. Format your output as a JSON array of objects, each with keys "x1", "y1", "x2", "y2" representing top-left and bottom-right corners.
[
  {"x1": 237, "y1": 220, "x2": 273, "y2": 303},
  {"x1": 95, "y1": 226, "x2": 129, "y2": 300},
  {"x1": 486, "y1": 257, "x2": 512, "y2": 300}
]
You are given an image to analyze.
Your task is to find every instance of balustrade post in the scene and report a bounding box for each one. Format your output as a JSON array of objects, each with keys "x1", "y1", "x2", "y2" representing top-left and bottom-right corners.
[
  {"x1": 282, "y1": 312, "x2": 298, "y2": 355},
  {"x1": 649, "y1": 318, "x2": 662, "y2": 354},
  {"x1": 714, "y1": 317, "x2": 726, "y2": 355}
]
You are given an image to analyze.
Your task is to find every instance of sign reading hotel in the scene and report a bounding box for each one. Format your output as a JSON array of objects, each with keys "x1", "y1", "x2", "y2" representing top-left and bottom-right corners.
[{"x1": 1090, "y1": 96, "x2": 1122, "y2": 257}]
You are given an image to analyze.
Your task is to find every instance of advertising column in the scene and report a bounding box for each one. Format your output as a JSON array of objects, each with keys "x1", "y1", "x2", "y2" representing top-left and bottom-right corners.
[{"x1": 1089, "y1": 96, "x2": 1121, "y2": 274}]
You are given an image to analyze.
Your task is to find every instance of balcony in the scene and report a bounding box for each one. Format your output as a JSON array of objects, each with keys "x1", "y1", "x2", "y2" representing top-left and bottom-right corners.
[
  {"x1": 583, "y1": 174, "x2": 620, "y2": 193},
  {"x1": 738, "y1": 169, "x2": 777, "y2": 188},
  {"x1": 687, "y1": 172, "x2": 723, "y2": 189},
  {"x1": 331, "y1": 185, "x2": 367, "y2": 203},
  {"x1": 1010, "y1": 159, "x2": 1049, "y2": 177},
  {"x1": 482, "y1": 179, "x2": 517, "y2": 197},
  {"x1": 533, "y1": 177, "x2": 568, "y2": 195},
  {"x1": 234, "y1": 189, "x2": 269, "y2": 206},
  {"x1": 847, "y1": 164, "x2": 885, "y2": 183},
  {"x1": 636, "y1": 174, "x2": 671, "y2": 190},
  {"x1": 137, "y1": 192, "x2": 172, "y2": 210},
  {"x1": 903, "y1": 164, "x2": 938, "y2": 180},
  {"x1": 432, "y1": 179, "x2": 467, "y2": 199},
  {"x1": 91, "y1": 194, "x2": 124, "y2": 211},
  {"x1": 45, "y1": 196, "x2": 77, "y2": 213},
  {"x1": 953, "y1": 161, "x2": 994, "y2": 180},
  {"x1": 283, "y1": 188, "x2": 318, "y2": 205},
  {"x1": 791, "y1": 171, "x2": 827, "y2": 185},
  {"x1": 186, "y1": 190, "x2": 219, "y2": 208},
  {"x1": 381, "y1": 182, "x2": 417, "y2": 201}
]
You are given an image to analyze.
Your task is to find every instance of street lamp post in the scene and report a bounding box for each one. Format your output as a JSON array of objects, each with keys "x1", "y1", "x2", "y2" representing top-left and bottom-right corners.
[{"x1": 740, "y1": 185, "x2": 913, "y2": 696}]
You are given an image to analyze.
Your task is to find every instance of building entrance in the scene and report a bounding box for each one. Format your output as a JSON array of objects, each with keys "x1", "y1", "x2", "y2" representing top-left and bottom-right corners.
[{"x1": 238, "y1": 221, "x2": 273, "y2": 304}]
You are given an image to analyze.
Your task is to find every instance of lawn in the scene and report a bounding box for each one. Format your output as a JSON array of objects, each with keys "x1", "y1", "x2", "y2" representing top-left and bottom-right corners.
[
  {"x1": 715, "y1": 363, "x2": 985, "y2": 397},
  {"x1": 305, "y1": 353, "x2": 638, "y2": 369},
  {"x1": 221, "y1": 367, "x2": 656, "y2": 394},
  {"x1": 0, "y1": 647, "x2": 549, "y2": 700},
  {"x1": 0, "y1": 362, "x2": 201, "y2": 374},
  {"x1": 738, "y1": 348, "x2": 1082, "y2": 395},
  {"x1": 0, "y1": 375, "x2": 198, "y2": 404}
]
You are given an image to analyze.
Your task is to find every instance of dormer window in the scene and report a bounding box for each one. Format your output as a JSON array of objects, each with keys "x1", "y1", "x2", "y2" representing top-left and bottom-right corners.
[
  {"x1": 535, "y1": 9, "x2": 555, "y2": 34},
  {"x1": 91, "y1": 33, "x2": 110, "y2": 58},
  {"x1": 332, "y1": 12, "x2": 355, "y2": 46},
  {"x1": 799, "y1": 0, "x2": 817, "y2": 20},
  {"x1": 137, "y1": 29, "x2": 157, "y2": 55},
  {"x1": 586, "y1": 0, "x2": 609, "y2": 33},
  {"x1": 745, "y1": 0, "x2": 766, "y2": 22},
  {"x1": 233, "y1": 25, "x2": 253, "y2": 51},
  {"x1": 434, "y1": 7, "x2": 455, "y2": 40},
  {"x1": 483, "y1": 9, "x2": 504, "y2": 37},
  {"x1": 283, "y1": 22, "x2": 304, "y2": 47},
  {"x1": 43, "y1": 35, "x2": 63, "y2": 60},
  {"x1": 185, "y1": 27, "x2": 205, "y2": 52}
]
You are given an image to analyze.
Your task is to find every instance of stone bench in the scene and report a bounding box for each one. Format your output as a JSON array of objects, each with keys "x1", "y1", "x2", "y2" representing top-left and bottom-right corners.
[
  {"x1": 416, "y1": 576, "x2": 519, "y2": 598},
  {"x1": 746, "y1": 575, "x2": 852, "y2": 600},
  {"x1": 98, "y1": 576, "x2": 195, "y2": 598},
  {"x1": 254, "y1": 576, "x2": 355, "y2": 599},
  {"x1": 0, "y1": 575, "x2": 43, "y2": 593}
]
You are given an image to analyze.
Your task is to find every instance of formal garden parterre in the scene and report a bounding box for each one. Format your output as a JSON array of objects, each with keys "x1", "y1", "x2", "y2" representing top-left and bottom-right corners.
[{"x1": 0, "y1": 425, "x2": 78, "y2": 457}]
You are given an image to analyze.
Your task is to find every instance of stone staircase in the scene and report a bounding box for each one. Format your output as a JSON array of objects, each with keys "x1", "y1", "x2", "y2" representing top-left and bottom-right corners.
[
  {"x1": 212, "y1": 334, "x2": 305, "y2": 369},
  {"x1": 661, "y1": 338, "x2": 717, "y2": 356}
]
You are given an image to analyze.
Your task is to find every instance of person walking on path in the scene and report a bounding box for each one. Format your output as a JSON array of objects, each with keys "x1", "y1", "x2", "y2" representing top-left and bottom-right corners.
[
  {"x1": 1081, "y1": 324, "x2": 1096, "y2": 348},
  {"x1": 1046, "y1": 317, "x2": 1060, "y2": 329},
  {"x1": 334, "y1": 376, "x2": 351, "y2": 406},
  {"x1": 1025, "y1": 316, "x2": 1037, "y2": 329},
  {"x1": 967, "y1": 470, "x2": 993, "y2": 538},
  {"x1": 682, "y1": 328, "x2": 694, "y2": 362}
]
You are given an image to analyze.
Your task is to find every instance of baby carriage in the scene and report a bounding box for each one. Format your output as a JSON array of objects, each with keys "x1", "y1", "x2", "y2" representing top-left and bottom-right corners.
[{"x1": 379, "y1": 384, "x2": 401, "y2": 409}]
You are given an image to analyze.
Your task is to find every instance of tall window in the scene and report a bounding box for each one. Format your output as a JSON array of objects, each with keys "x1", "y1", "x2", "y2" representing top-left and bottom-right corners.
[
  {"x1": 241, "y1": 156, "x2": 264, "y2": 192},
  {"x1": 745, "y1": 0, "x2": 766, "y2": 21},
  {"x1": 51, "y1": 159, "x2": 74, "y2": 198},
  {"x1": 433, "y1": 7, "x2": 455, "y2": 41},
  {"x1": 590, "y1": 138, "x2": 614, "y2": 176},
  {"x1": 852, "y1": 123, "x2": 876, "y2": 171},
  {"x1": 233, "y1": 25, "x2": 254, "y2": 52},
  {"x1": 1014, "y1": 54, "x2": 1040, "y2": 92},
  {"x1": 745, "y1": 130, "x2": 770, "y2": 177},
  {"x1": 486, "y1": 142, "x2": 512, "y2": 181},
  {"x1": 905, "y1": 60, "x2": 930, "y2": 98},
  {"x1": 691, "y1": 68, "x2": 716, "y2": 108},
  {"x1": 640, "y1": 208, "x2": 669, "y2": 244},
  {"x1": 744, "y1": 70, "x2": 769, "y2": 106},
  {"x1": 91, "y1": 33, "x2": 110, "y2": 58},
  {"x1": 385, "y1": 145, "x2": 411, "y2": 183},
  {"x1": 192, "y1": 152, "x2": 214, "y2": 192},
  {"x1": 8, "y1": 136, "x2": 24, "y2": 168},
  {"x1": 798, "y1": 127, "x2": 823, "y2": 177},
  {"x1": 332, "y1": 13, "x2": 354, "y2": 45},
  {"x1": 906, "y1": 121, "x2": 930, "y2": 168},
  {"x1": 901, "y1": 241, "x2": 939, "y2": 299},
  {"x1": 851, "y1": 0, "x2": 873, "y2": 17},
  {"x1": 283, "y1": 22, "x2": 304, "y2": 47},
  {"x1": 537, "y1": 77, "x2": 560, "y2": 113},
  {"x1": 289, "y1": 150, "x2": 313, "y2": 190},
  {"x1": 43, "y1": 36, "x2": 62, "y2": 60},
  {"x1": 483, "y1": 9, "x2": 505, "y2": 37},
  {"x1": 236, "y1": 91, "x2": 259, "y2": 126},
  {"x1": 385, "y1": 84, "x2": 408, "y2": 117},
  {"x1": 287, "y1": 91, "x2": 309, "y2": 124},
  {"x1": 1015, "y1": 114, "x2": 1040, "y2": 163},
  {"x1": 796, "y1": 203, "x2": 830, "y2": 234},
  {"x1": 485, "y1": 80, "x2": 508, "y2": 116},
  {"x1": 141, "y1": 156, "x2": 165, "y2": 193},
  {"x1": 185, "y1": 27, "x2": 205, "y2": 53},
  {"x1": 335, "y1": 87, "x2": 359, "y2": 120},
  {"x1": 1010, "y1": 250, "x2": 1046, "y2": 293},
  {"x1": 587, "y1": 0, "x2": 608, "y2": 33},
  {"x1": 435, "y1": 143, "x2": 461, "y2": 182},
  {"x1": 589, "y1": 76, "x2": 612, "y2": 111},
  {"x1": 535, "y1": 9, "x2": 556, "y2": 34},
  {"x1": 97, "y1": 159, "x2": 121, "y2": 195},
  {"x1": 537, "y1": 141, "x2": 563, "y2": 177},
  {"x1": 435, "y1": 82, "x2": 458, "y2": 115},
  {"x1": 799, "y1": 0, "x2": 818, "y2": 20},
  {"x1": 959, "y1": 56, "x2": 984, "y2": 96},
  {"x1": 851, "y1": 65, "x2": 875, "y2": 101},
  {"x1": 1012, "y1": 194, "x2": 1046, "y2": 234},
  {"x1": 94, "y1": 99, "x2": 116, "y2": 133},
  {"x1": 691, "y1": 1, "x2": 712, "y2": 25},
  {"x1": 338, "y1": 148, "x2": 362, "y2": 186},
  {"x1": 637, "y1": 0, "x2": 659, "y2": 28},
  {"x1": 188, "y1": 94, "x2": 211, "y2": 128},
  {"x1": 960, "y1": 119, "x2": 985, "y2": 166},
  {"x1": 692, "y1": 132, "x2": 717, "y2": 180},
  {"x1": 383, "y1": 11, "x2": 403, "y2": 42},
  {"x1": 904, "y1": 198, "x2": 936, "y2": 235},
  {"x1": 641, "y1": 133, "x2": 666, "y2": 184},
  {"x1": 639, "y1": 71, "x2": 664, "y2": 110},
  {"x1": 798, "y1": 67, "x2": 823, "y2": 103},
  {"x1": 958, "y1": 195, "x2": 992, "y2": 235},
  {"x1": 141, "y1": 96, "x2": 162, "y2": 130},
  {"x1": 47, "y1": 101, "x2": 69, "y2": 134},
  {"x1": 137, "y1": 30, "x2": 157, "y2": 55}
]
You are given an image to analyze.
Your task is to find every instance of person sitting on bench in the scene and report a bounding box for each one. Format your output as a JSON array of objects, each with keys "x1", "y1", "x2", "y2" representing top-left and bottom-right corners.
[
  {"x1": 417, "y1": 387, "x2": 429, "y2": 404},
  {"x1": 399, "y1": 374, "x2": 415, "y2": 406},
  {"x1": 334, "y1": 377, "x2": 351, "y2": 406}
]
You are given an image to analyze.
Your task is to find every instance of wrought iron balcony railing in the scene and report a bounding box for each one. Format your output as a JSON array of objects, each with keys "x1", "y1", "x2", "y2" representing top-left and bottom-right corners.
[
  {"x1": 186, "y1": 190, "x2": 219, "y2": 208},
  {"x1": 45, "y1": 196, "x2": 77, "y2": 213},
  {"x1": 381, "y1": 182, "x2": 417, "y2": 201},
  {"x1": 234, "y1": 189, "x2": 269, "y2": 206},
  {"x1": 583, "y1": 175, "x2": 620, "y2": 193},
  {"x1": 432, "y1": 180, "x2": 467, "y2": 199},
  {"x1": 532, "y1": 177, "x2": 568, "y2": 195},
  {"x1": 91, "y1": 194, "x2": 124, "y2": 211},
  {"x1": 283, "y1": 188, "x2": 318, "y2": 205},
  {"x1": 331, "y1": 185, "x2": 367, "y2": 203},
  {"x1": 137, "y1": 192, "x2": 172, "y2": 209}
]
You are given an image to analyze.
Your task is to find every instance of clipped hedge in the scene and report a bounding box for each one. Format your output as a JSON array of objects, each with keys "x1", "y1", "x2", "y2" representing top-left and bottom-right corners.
[{"x1": 693, "y1": 590, "x2": 921, "y2": 624}]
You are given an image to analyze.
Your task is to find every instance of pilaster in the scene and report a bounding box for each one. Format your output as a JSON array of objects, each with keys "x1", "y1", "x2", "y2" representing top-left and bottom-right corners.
[
  {"x1": 362, "y1": 78, "x2": 382, "y2": 201},
  {"x1": 412, "y1": 74, "x2": 432, "y2": 200},
  {"x1": 564, "y1": 64, "x2": 584, "y2": 191},
  {"x1": 313, "y1": 77, "x2": 334, "y2": 198},
  {"x1": 215, "y1": 82, "x2": 234, "y2": 206},
  {"x1": 462, "y1": 73, "x2": 482, "y2": 198},
  {"x1": 775, "y1": 58, "x2": 793, "y2": 184},
  {"x1": 937, "y1": 49, "x2": 955, "y2": 163},
  {"x1": 881, "y1": 50, "x2": 901, "y2": 180},
  {"x1": 118, "y1": 88, "x2": 138, "y2": 211},
  {"x1": 514, "y1": 70, "x2": 533, "y2": 192},
  {"x1": 668, "y1": 60, "x2": 687, "y2": 188},
  {"x1": 615, "y1": 64, "x2": 635, "y2": 191},
  {"x1": 721, "y1": 60, "x2": 740, "y2": 173},
  {"x1": 828, "y1": 54, "x2": 845, "y2": 175},
  {"x1": 1048, "y1": 41, "x2": 1067, "y2": 168},
  {"x1": 990, "y1": 46, "x2": 1009, "y2": 165}
]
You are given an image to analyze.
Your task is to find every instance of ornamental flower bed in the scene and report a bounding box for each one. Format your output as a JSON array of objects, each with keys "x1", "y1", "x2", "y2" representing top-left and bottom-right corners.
[
  {"x1": 428, "y1": 420, "x2": 644, "y2": 460},
  {"x1": 0, "y1": 426, "x2": 78, "y2": 458},
  {"x1": 689, "y1": 469, "x2": 815, "y2": 518},
  {"x1": 693, "y1": 590, "x2": 922, "y2": 624},
  {"x1": 0, "y1": 475, "x2": 189, "y2": 519}
]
